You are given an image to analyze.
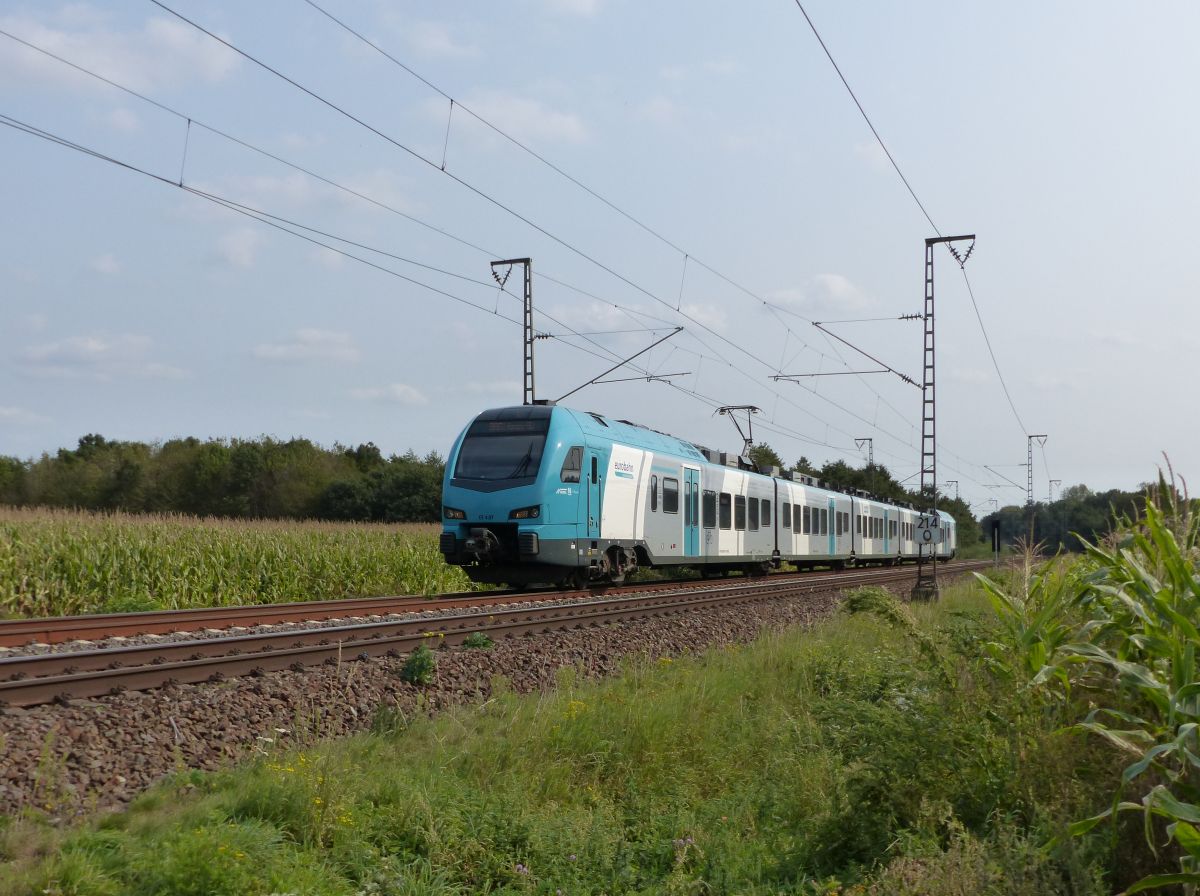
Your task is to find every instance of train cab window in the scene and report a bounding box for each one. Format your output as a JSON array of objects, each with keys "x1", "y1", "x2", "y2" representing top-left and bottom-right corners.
[
  {"x1": 748, "y1": 497, "x2": 759, "y2": 531},
  {"x1": 734, "y1": 495, "x2": 746, "y2": 530},
  {"x1": 650, "y1": 475, "x2": 658, "y2": 511},
  {"x1": 560, "y1": 446, "x2": 583, "y2": 483},
  {"x1": 782, "y1": 502, "x2": 791, "y2": 529},
  {"x1": 802, "y1": 505, "x2": 811, "y2": 534},
  {"x1": 663, "y1": 478, "x2": 679, "y2": 514},
  {"x1": 762, "y1": 499, "x2": 771, "y2": 523},
  {"x1": 702, "y1": 490, "x2": 717, "y2": 528},
  {"x1": 719, "y1": 492, "x2": 732, "y2": 529}
]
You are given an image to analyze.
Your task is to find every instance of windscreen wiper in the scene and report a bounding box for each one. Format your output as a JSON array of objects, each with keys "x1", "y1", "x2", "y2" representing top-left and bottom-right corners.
[{"x1": 507, "y1": 441, "x2": 535, "y2": 478}]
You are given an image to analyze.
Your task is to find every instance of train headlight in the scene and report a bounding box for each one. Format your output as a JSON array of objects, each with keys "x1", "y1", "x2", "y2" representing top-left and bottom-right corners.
[
  {"x1": 443, "y1": 506, "x2": 466, "y2": 520},
  {"x1": 509, "y1": 505, "x2": 541, "y2": 520}
]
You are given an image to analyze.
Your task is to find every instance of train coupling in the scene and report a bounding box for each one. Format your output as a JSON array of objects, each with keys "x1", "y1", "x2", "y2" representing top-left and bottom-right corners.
[{"x1": 464, "y1": 527, "x2": 502, "y2": 561}]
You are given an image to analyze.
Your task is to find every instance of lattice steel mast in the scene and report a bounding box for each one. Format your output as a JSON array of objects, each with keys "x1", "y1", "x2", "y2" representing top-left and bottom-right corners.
[{"x1": 914, "y1": 235, "x2": 974, "y2": 600}]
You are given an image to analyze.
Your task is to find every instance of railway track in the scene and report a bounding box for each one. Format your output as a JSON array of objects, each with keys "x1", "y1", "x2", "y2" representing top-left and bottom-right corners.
[
  {"x1": 0, "y1": 560, "x2": 990, "y2": 708},
  {"x1": 0, "y1": 562, "x2": 982, "y2": 648}
]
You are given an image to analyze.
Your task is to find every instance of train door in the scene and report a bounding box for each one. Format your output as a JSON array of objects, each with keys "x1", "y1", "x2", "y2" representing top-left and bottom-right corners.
[
  {"x1": 683, "y1": 467, "x2": 700, "y2": 557},
  {"x1": 828, "y1": 497, "x2": 836, "y2": 556},
  {"x1": 586, "y1": 453, "x2": 601, "y2": 539}
]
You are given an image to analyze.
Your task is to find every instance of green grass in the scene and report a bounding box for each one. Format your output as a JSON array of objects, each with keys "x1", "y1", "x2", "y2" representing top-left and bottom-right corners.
[
  {"x1": 0, "y1": 507, "x2": 474, "y2": 619},
  {"x1": 0, "y1": 578, "x2": 1115, "y2": 895}
]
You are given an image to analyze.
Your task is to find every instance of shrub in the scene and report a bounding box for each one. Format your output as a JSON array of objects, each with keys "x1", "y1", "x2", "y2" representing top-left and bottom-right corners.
[{"x1": 399, "y1": 645, "x2": 437, "y2": 686}]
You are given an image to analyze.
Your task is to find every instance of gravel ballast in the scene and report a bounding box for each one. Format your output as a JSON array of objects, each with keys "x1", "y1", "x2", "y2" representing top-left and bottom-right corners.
[{"x1": 0, "y1": 580, "x2": 944, "y2": 821}]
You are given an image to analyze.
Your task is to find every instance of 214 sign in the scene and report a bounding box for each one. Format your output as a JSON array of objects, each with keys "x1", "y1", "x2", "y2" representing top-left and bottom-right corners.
[{"x1": 916, "y1": 515, "x2": 944, "y2": 545}]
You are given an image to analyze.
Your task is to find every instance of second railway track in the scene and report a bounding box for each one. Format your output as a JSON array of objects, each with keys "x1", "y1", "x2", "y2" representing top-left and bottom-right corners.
[{"x1": 0, "y1": 561, "x2": 990, "y2": 708}]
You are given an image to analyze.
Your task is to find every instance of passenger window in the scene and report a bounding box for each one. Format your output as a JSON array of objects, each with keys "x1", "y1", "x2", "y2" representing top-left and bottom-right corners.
[
  {"x1": 560, "y1": 446, "x2": 583, "y2": 483},
  {"x1": 835, "y1": 512, "x2": 842, "y2": 537},
  {"x1": 703, "y1": 490, "x2": 717, "y2": 528},
  {"x1": 719, "y1": 493, "x2": 732, "y2": 529},
  {"x1": 651, "y1": 475, "x2": 658, "y2": 512},
  {"x1": 663, "y1": 478, "x2": 679, "y2": 514},
  {"x1": 762, "y1": 499, "x2": 771, "y2": 523},
  {"x1": 782, "y1": 503, "x2": 791, "y2": 529},
  {"x1": 735, "y1": 495, "x2": 746, "y2": 530},
  {"x1": 748, "y1": 497, "x2": 759, "y2": 531},
  {"x1": 802, "y1": 505, "x2": 811, "y2": 534},
  {"x1": 821, "y1": 508, "x2": 828, "y2": 535}
]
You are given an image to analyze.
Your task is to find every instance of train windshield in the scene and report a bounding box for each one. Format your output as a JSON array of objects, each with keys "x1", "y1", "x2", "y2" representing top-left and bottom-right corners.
[{"x1": 453, "y1": 418, "x2": 549, "y2": 482}]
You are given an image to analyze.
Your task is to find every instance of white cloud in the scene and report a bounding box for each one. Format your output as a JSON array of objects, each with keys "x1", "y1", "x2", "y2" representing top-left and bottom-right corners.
[
  {"x1": 948, "y1": 367, "x2": 992, "y2": 386},
  {"x1": 636, "y1": 96, "x2": 680, "y2": 126},
  {"x1": 216, "y1": 227, "x2": 263, "y2": 269},
  {"x1": 90, "y1": 253, "x2": 120, "y2": 275},
  {"x1": 453, "y1": 90, "x2": 588, "y2": 146},
  {"x1": 339, "y1": 169, "x2": 418, "y2": 214},
  {"x1": 106, "y1": 107, "x2": 140, "y2": 132},
  {"x1": 768, "y1": 274, "x2": 877, "y2": 317},
  {"x1": 0, "y1": 9, "x2": 240, "y2": 93},
  {"x1": 461, "y1": 380, "x2": 522, "y2": 397},
  {"x1": 543, "y1": 0, "x2": 602, "y2": 15},
  {"x1": 1086, "y1": 328, "x2": 1144, "y2": 349},
  {"x1": 853, "y1": 140, "x2": 890, "y2": 173},
  {"x1": 310, "y1": 246, "x2": 345, "y2": 269},
  {"x1": 0, "y1": 406, "x2": 51, "y2": 425},
  {"x1": 20, "y1": 333, "x2": 186, "y2": 380},
  {"x1": 350, "y1": 383, "x2": 429, "y2": 405},
  {"x1": 253, "y1": 329, "x2": 360, "y2": 364},
  {"x1": 679, "y1": 302, "x2": 728, "y2": 332},
  {"x1": 407, "y1": 21, "x2": 477, "y2": 58}
]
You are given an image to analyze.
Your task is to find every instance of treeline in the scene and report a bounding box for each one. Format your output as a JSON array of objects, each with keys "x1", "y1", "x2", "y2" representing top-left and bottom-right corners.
[
  {"x1": 750, "y1": 444, "x2": 982, "y2": 545},
  {"x1": 979, "y1": 483, "x2": 1149, "y2": 552},
  {"x1": 0, "y1": 434, "x2": 444, "y2": 522}
]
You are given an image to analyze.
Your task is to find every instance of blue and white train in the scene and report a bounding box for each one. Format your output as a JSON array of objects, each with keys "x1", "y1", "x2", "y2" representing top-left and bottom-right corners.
[{"x1": 440, "y1": 404, "x2": 956, "y2": 587}]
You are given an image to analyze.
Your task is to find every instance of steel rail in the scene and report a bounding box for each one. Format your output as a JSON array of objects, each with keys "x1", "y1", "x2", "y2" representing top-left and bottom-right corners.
[
  {"x1": 0, "y1": 561, "x2": 974, "y2": 647},
  {"x1": 0, "y1": 562, "x2": 989, "y2": 708}
]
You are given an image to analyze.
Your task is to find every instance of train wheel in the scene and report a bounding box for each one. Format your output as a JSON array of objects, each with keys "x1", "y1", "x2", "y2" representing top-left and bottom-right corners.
[
  {"x1": 603, "y1": 548, "x2": 627, "y2": 584},
  {"x1": 558, "y1": 569, "x2": 588, "y2": 591}
]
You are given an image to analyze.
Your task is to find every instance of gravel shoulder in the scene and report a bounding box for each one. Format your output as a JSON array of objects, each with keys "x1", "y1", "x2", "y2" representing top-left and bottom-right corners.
[{"x1": 0, "y1": 578, "x2": 955, "y2": 821}]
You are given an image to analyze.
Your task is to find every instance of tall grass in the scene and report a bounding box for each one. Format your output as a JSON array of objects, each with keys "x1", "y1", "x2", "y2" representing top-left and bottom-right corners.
[{"x1": 0, "y1": 506, "x2": 473, "y2": 618}]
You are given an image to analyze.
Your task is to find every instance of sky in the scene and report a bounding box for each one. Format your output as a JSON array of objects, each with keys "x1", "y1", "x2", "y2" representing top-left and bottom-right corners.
[{"x1": 1, "y1": 0, "x2": 1197, "y2": 515}]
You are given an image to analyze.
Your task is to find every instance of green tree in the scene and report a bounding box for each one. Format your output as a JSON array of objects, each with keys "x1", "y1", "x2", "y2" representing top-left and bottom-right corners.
[{"x1": 748, "y1": 443, "x2": 784, "y2": 472}]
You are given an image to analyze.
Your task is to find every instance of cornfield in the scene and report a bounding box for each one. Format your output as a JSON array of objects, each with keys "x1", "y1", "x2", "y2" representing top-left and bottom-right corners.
[{"x1": 0, "y1": 506, "x2": 474, "y2": 619}]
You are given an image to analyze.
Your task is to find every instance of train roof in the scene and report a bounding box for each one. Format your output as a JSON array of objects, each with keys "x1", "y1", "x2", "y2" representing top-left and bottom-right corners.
[{"x1": 477, "y1": 404, "x2": 949, "y2": 519}]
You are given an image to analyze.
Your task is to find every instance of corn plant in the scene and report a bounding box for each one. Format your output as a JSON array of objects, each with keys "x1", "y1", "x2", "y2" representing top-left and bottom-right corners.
[
  {"x1": 0, "y1": 506, "x2": 475, "y2": 617},
  {"x1": 1059, "y1": 471, "x2": 1200, "y2": 893}
]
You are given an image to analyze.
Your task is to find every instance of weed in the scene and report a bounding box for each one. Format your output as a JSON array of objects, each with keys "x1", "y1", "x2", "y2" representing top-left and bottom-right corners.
[
  {"x1": 462, "y1": 631, "x2": 493, "y2": 650},
  {"x1": 399, "y1": 645, "x2": 437, "y2": 686}
]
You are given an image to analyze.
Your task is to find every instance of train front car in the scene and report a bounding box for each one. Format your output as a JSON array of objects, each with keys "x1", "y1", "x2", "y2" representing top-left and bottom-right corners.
[{"x1": 440, "y1": 405, "x2": 591, "y2": 587}]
